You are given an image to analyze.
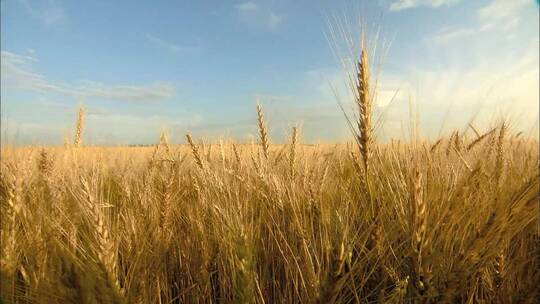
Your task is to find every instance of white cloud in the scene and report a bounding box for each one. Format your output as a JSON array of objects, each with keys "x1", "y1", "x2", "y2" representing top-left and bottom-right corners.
[
  {"x1": 18, "y1": 0, "x2": 66, "y2": 25},
  {"x1": 433, "y1": 0, "x2": 530, "y2": 44},
  {"x1": 376, "y1": 83, "x2": 410, "y2": 108},
  {"x1": 1, "y1": 51, "x2": 176, "y2": 102},
  {"x1": 316, "y1": 41, "x2": 538, "y2": 140},
  {"x1": 477, "y1": 0, "x2": 529, "y2": 31},
  {"x1": 236, "y1": 1, "x2": 258, "y2": 11},
  {"x1": 393, "y1": 40, "x2": 539, "y2": 137},
  {"x1": 235, "y1": 1, "x2": 283, "y2": 30},
  {"x1": 432, "y1": 27, "x2": 480, "y2": 44},
  {"x1": 389, "y1": 0, "x2": 460, "y2": 11}
]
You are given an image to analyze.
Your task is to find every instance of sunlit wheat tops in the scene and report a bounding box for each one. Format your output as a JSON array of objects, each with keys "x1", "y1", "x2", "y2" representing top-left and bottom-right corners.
[
  {"x1": 256, "y1": 102, "x2": 270, "y2": 161},
  {"x1": 356, "y1": 49, "x2": 372, "y2": 174},
  {"x1": 74, "y1": 106, "x2": 85, "y2": 147},
  {"x1": 0, "y1": 117, "x2": 538, "y2": 303},
  {"x1": 186, "y1": 133, "x2": 204, "y2": 171},
  {"x1": 159, "y1": 130, "x2": 171, "y2": 155}
]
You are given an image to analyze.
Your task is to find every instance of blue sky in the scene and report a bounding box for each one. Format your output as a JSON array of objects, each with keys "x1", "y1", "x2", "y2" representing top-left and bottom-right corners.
[{"x1": 1, "y1": 0, "x2": 538, "y2": 145}]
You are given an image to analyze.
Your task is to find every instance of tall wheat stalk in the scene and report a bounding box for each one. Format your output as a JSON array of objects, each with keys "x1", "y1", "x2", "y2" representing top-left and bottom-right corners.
[
  {"x1": 256, "y1": 103, "x2": 270, "y2": 162},
  {"x1": 411, "y1": 168, "x2": 430, "y2": 295},
  {"x1": 289, "y1": 126, "x2": 298, "y2": 178},
  {"x1": 159, "y1": 130, "x2": 171, "y2": 156},
  {"x1": 78, "y1": 175, "x2": 120, "y2": 295},
  {"x1": 186, "y1": 134, "x2": 205, "y2": 171},
  {"x1": 356, "y1": 49, "x2": 372, "y2": 176},
  {"x1": 74, "y1": 106, "x2": 85, "y2": 148}
]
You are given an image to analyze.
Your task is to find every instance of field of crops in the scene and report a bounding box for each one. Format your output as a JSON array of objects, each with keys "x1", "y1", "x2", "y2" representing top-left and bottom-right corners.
[{"x1": 1, "y1": 99, "x2": 538, "y2": 303}]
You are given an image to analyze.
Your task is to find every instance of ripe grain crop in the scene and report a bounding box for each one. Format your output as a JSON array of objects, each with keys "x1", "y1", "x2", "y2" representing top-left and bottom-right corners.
[
  {"x1": 1, "y1": 113, "x2": 537, "y2": 303},
  {"x1": 1, "y1": 35, "x2": 538, "y2": 304}
]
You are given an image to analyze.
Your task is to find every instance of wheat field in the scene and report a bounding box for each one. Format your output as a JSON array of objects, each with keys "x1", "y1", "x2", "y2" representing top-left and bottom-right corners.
[{"x1": 1, "y1": 48, "x2": 539, "y2": 303}]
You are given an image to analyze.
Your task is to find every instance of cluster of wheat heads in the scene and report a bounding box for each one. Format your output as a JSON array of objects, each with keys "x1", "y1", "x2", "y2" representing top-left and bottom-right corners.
[{"x1": 1, "y1": 54, "x2": 539, "y2": 304}]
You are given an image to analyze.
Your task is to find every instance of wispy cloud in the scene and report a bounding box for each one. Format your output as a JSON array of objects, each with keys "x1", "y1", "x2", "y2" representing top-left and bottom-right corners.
[
  {"x1": 254, "y1": 93, "x2": 292, "y2": 102},
  {"x1": 433, "y1": 0, "x2": 530, "y2": 44},
  {"x1": 1, "y1": 51, "x2": 176, "y2": 102},
  {"x1": 236, "y1": 2, "x2": 258, "y2": 11},
  {"x1": 144, "y1": 33, "x2": 202, "y2": 54},
  {"x1": 18, "y1": 0, "x2": 67, "y2": 25},
  {"x1": 389, "y1": 0, "x2": 460, "y2": 11},
  {"x1": 432, "y1": 27, "x2": 482, "y2": 44},
  {"x1": 386, "y1": 40, "x2": 538, "y2": 137},
  {"x1": 312, "y1": 41, "x2": 538, "y2": 140},
  {"x1": 476, "y1": 0, "x2": 529, "y2": 31},
  {"x1": 235, "y1": 1, "x2": 283, "y2": 30}
]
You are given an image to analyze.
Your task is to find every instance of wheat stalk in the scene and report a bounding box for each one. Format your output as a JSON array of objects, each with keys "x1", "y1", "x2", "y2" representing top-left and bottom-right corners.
[
  {"x1": 356, "y1": 49, "x2": 372, "y2": 175},
  {"x1": 219, "y1": 139, "x2": 226, "y2": 167},
  {"x1": 256, "y1": 103, "x2": 270, "y2": 162},
  {"x1": 493, "y1": 249, "x2": 505, "y2": 289},
  {"x1": 159, "y1": 130, "x2": 171, "y2": 155},
  {"x1": 289, "y1": 126, "x2": 298, "y2": 178},
  {"x1": 411, "y1": 168, "x2": 430, "y2": 294},
  {"x1": 186, "y1": 134, "x2": 205, "y2": 171},
  {"x1": 494, "y1": 123, "x2": 506, "y2": 188},
  {"x1": 2, "y1": 169, "x2": 23, "y2": 274},
  {"x1": 232, "y1": 143, "x2": 241, "y2": 165},
  {"x1": 38, "y1": 148, "x2": 52, "y2": 176},
  {"x1": 430, "y1": 139, "x2": 442, "y2": 153},
  {"x1": 74, "y1": 107, "x2": 85, "y2": 148},
  {"x1": 454, "y1": 131, "x2": 462, "y2": 152},
  {"x1": 467, "y1": 127, "x2": 496, "y2": 151},
  {"x1": 78, "y1": 176, "x2": 119, "y2": 292},
  {"x1": 158, "y1": 168, "x2": 176, "y2": 236},
  {"x1": 446, "y1": 131, "x2": 456, "y2": 156}
]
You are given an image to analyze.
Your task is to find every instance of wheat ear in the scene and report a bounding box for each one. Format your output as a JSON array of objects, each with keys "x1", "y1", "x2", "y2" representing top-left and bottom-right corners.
[
  {"x1": 494, "y1": 123, "x2": 506, "y2": 188},
  {"x1": 74, "y1": 106, "x2": 85, "y2": 147},
  {"x1": 78, "y1": 176, "x2": 118, "y2": 291},
  {"x1": 159, "y1": 130, "x2": 171, "y2": 156},
  {"x1": 289, "y1": 126, "x2": 298, "y2": 178},
  {"x1": 186, "y1": 134, "x2": 205, "y2": 171},
  {"x1": 232, "y1": 143, "x2": 241, "y2": 165},
  {"x1": 356, "y1": 49, "x2": 372, "y2": 175},
  {"x1": 219, "y1": 139, "x2": 226, "y2": 167},
  {"x1": 467, "y1": 127, "x2": 496, "y2": 151},
  {"x1": 256, "y1": 103, "x2": 270, "y2": 161},
  {"x1": 38, "y1": 148, "x2": 52, "y2": 176}
]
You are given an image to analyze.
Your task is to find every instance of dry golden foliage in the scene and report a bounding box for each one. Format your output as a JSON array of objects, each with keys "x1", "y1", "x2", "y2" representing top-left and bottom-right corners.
[{"x1": 1, "y1": 126, "x2": 537, "y2": 303}]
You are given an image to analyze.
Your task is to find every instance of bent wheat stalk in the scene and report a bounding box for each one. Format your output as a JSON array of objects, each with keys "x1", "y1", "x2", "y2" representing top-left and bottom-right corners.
[{"x1": 186, "y1": 134, "x2": 205, "y2": 171}]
